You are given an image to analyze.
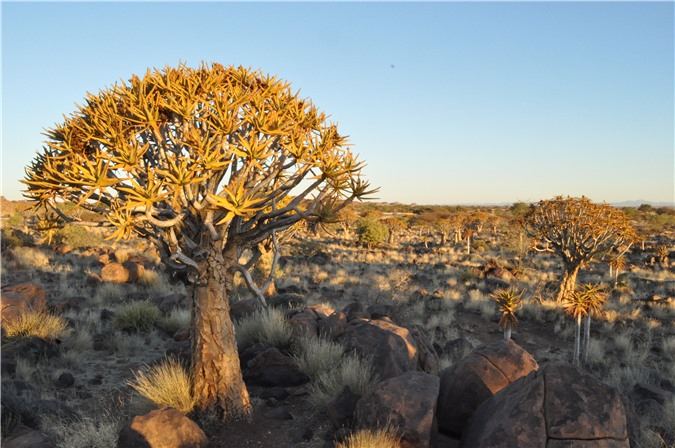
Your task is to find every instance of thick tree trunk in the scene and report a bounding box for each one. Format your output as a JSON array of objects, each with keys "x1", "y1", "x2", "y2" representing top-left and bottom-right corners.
[
  {"x1": 191, "y1": 244, "x2": 251, "y2": 419},
  {"x1": 557, "y1": 264, "x2": 580, "y2": 302},
  {"x1": 504, "y1": 323, "x2": 512, "y2": 341},
  {"x1": 573, "y1": 314, "x2": 581, "y2": 366},
  {"x1": 466, "y1": 235, "x2": 471, "y2": 255},
  {"x1": 582, "y1": 314, "x2": 591, "y2": 364},
  {"x1": 441, "y1": 232, "x2": 447, "y2": 246}
]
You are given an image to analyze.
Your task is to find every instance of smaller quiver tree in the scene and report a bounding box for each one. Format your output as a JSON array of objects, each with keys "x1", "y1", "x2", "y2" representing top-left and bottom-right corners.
[
  {"x1": 524, "y1": 196, "x2": 636, "y2": 302},
  {"x1": 490, "y1": 287, "x2": 523, "y2": 341}
]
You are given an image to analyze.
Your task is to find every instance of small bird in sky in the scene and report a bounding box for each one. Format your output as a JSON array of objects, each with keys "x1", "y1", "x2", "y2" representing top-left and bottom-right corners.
[{"x1": 390, "y1": 64, "x2": 395, "y2": 69}]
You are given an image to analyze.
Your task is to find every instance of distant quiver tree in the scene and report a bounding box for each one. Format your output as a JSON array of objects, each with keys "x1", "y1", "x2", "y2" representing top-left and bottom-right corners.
[{"x1": 524, "y1": 196, "x2": 636, "y2": 302}]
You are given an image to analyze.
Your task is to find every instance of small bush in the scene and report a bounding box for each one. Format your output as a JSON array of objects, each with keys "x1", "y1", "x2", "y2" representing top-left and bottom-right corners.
[
  {"x1": 158, "y1": 308, "x2": 191, "y2": 334},
  {"x1": 54, "y1": 224, "x2": 104, "y2": 248},
  {"x1": 235, "y1": 307, "x2": 292, "y2": 348},
  {"x1": 43, "y1": 413, "x2": 120, "y2": 448},
  {"x1": 114, "y1": 300, "x2": 161, "y2": 332},
  {"x1": 335, "y1": 427, "x2": 401, "y2": 448},
  {"x1": 293, "y1": 335, "x2": 344, "y2": 380},
  {"x1": 356, "y1": 218, "x2": 389, "y2": 247},
  {"x1": 128, "y1": 357, "x2": 195, "y2": 413},
  {"x1": 2, "y1": 310, "x2": 69, "y2": 340},
  {"x1": 309, "y1": 353, "x2": 376, "y2": 407}
]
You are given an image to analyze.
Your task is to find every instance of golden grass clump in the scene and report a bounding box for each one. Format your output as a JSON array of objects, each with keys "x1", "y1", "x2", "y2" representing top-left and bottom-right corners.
[
  {"x1": 2, "y1": 310, "x2": 69, "y2": 340},
  {"x1": 128, "y1": 357, "x2": 195, "y2": 413},
  {"x1": 335, "y1": 427, "x2": 401, "y2": 448}
]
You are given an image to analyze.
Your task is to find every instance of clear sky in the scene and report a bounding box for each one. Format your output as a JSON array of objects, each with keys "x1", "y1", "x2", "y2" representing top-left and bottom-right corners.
[{"x1": 2, "y1": 2, "x2": 673, "y2": 204}]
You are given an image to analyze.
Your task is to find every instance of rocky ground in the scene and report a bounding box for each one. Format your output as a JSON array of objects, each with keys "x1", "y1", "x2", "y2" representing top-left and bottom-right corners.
[{"x1": 0, "y1": 209, "x2": 673, "y2": 448}]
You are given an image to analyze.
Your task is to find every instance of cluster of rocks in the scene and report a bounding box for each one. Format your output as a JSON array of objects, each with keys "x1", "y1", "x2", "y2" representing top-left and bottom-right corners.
[{"x1": 0, "y1": 283, "x2": 637, "y2": 448}]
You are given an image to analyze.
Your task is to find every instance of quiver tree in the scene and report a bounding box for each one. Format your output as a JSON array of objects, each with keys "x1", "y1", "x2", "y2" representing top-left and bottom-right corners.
[
  {"x1": 524, "y1": 196, "x2": 636, "y2": 302},
  {"x1": 563, "y1": 283, "x2": 606, "y2": 365},
  {"x1": 383, "y1": 216, "x2": 407, "y2": 245},
  {"x1": 608, "y1": 255, "x2": 626, "y2": 286},
  {"x1": 490, "y1": 287, "x2": 523, "y2": 341},
  {"x1": 23, "y1": 63, "x2": 375, "y2": 418}
]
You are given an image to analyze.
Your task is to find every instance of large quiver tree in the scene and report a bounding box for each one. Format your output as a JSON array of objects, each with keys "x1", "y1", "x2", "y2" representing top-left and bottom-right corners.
[
  {"x1": 524, "y1": 196, "x2": 636, "y2": 302},
  {"x1": 23, "y1": 63, "x2": 375, "y2": 418}
]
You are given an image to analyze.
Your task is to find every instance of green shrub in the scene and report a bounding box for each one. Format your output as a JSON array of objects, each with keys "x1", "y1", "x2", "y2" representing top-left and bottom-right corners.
[
  {"x1": 114, "y1": 300, "x2": 160, "y2": 332},
  {"x1": 356, "y1": 218, "x2": 389, "y2": 247},
  {"x1": 55, "y1": 224, "x2": 104, "y2": 248}
]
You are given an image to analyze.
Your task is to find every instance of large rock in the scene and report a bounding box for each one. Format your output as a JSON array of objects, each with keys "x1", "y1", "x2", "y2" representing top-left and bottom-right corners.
[
  {"x1": 117, "y1": 407, "x2": 207, "y2": 448},
  {"x1": 101, "y1": 263, "x2": 131, "y2": 283},
  {"x1": 462, "y1": 364, "x2": 630, "y2": 448},
  {"x1": 1, "y1": 283, "x2": 47, "y2": 323},
  {"x1": 3, "y1": 425, "x2": 54, "y2": 448},
  {"x1": 317, "y1": 311, "x2": 348, "y2": 338},
  {"x1": 410, "y1": 326, "x2": 440, "y2": 375},
  {"x1": 356, "y1": 371, "x2": 440, "y2": 448},
  {"x1": 437, "y1": 340, "x2": 538, "y2": 436},
  {"x1": 339, "y1": 319, "x2": 419, "y2": 380},
  {"x1": 243, "y1": 347, "x2": 309, "y2": 387},
  {"x1": 287, "y1": 308, "x2": 319, "y2": 338},
  {"x1": 267, "y1": 293, "x2": 305, "y2": 309}
]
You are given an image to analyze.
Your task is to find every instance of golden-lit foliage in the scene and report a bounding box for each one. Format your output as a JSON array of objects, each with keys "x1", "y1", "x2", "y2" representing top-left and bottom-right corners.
[
  {"x1": 23, "y1": 63, "x2": 375, "y2": 270},
  {"x1": 525, "y1": 196, "x2": 637, "y2": 266},
  {"x1": 563, "y1": 283, "x2": 607, "y2": 319},
  {"x1": 490, "y1": 287, "x2": 523, "y2": 330}
]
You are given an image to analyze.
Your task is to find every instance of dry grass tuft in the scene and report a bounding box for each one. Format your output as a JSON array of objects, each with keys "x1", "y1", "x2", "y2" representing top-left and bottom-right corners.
[
  {"x1": 43, "y1": 413, "x2": 120, "y2": 448},
  {"x1": 293, "y1": 335, "x2": 344, "y2": 379},
  {"x1": 128, "y1": 357, "x2": 195, "y2": 413},
  {"x1": 2, "y1": 310, "x2": 69, "y2": 340},
  {"x1": 158, "y1": 308, "x2": 191, "y2": 334},
  {"x1": 308, "y1": 353, "x2": 376, "y2": 407},
  {"x1": 335, "y1": 427, "x2": 401, "y2": 448},
  {"x1": 114, "y1": 300, "x2": 161, "y2": 332},
  {"x1": 235, "y1": 307, "x2": 292, "y2": 348}
]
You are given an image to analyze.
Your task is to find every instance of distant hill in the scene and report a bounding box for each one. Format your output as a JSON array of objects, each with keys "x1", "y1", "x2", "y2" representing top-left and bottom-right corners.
[{"x1": 611, "y1": 200, "x2": 675, "y2": 208}]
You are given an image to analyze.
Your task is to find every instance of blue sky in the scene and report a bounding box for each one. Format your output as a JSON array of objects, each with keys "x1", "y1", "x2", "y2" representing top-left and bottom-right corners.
[{"x1": 2, "y1": 2, "x2": 673, "y2": 204}]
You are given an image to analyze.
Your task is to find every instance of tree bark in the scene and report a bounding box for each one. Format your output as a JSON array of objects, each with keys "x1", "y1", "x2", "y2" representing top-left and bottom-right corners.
[
  {"x1": 582, "y1": 313, "x2": 591, "y2": 364},
  {"x1": 466, "y1": 234, "x2": 471, "y2": 255},
  {"x1": 557, "y1": 263, "x2": 580, "y2": 302},
  {"x1": 504, "y1": 323, "x2": 512, "y2": 341},
  {"x1": 573, "y1": 314, "x2": 581, "y2": 366},
  {"x1": 191, "y1": 243, "x2": 252, "y2": 419}
]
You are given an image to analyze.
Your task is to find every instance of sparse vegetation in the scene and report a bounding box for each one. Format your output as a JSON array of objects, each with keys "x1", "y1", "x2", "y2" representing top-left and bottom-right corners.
[
  {"x1": 293, "y1": 335, "x2": 345, "y2": 379},
  {"x1": 114, "y1": 300, "x2": 161, "y2": 333},
  {"x1": 128, "y1": 357, "x2": 195, "y2": 413},
  {"x1": 235, "y1": 307, "x2": 293, "y2": 349},
  {"x1": 308, "y1": 353, "x2": 377, "y2": 408}
]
